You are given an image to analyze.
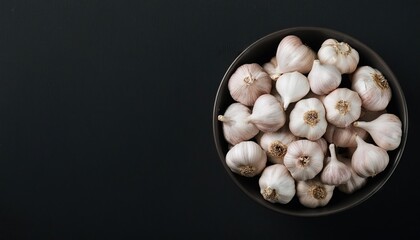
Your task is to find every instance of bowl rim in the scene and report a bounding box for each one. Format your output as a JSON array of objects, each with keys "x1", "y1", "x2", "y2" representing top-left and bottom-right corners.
[{"x1": 212, "y1": 26, "x2": 409, "y2": 217}]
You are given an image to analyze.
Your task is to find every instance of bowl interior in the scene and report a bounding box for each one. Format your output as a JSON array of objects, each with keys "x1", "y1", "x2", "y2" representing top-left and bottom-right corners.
[{"x1": 213, "y1": 27, "x2": 408, "y2": 217}]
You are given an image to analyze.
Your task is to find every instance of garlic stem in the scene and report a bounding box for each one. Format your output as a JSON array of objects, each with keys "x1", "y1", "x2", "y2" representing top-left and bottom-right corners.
[
  {"x1": 217, "y1": 115, "x2": 230, "y2": 122},
  {"x1": 329, "y1": 144, "x2": 337, "y2": 160}
]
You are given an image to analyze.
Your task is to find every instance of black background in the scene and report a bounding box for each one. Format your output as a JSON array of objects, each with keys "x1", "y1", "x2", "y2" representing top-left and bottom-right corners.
[{"x1": 0, "y1": 0, "x2": 419, "y2": 239}]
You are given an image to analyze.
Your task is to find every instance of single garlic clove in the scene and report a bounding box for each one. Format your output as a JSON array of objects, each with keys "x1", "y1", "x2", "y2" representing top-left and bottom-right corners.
[
  {"x1": 324, "y1": 123, "x2": 368, "y2": 148},
  {"x1": 323, "y1": 88, "x2": 362, "y2": 128},
  {"x1": 351, "y1": 135, "x2": 389, "y2": 178},
  {"x1": 218, "y1": 103, "x2": 259, "y2": 145},
  {"x1": 275, "y1": 71, "x2": 310, "y2": 110},
  {"x1": 307, "y1": 60, "x2": 342, "y2": 95},
  {"x1": 317, "y1": 38, "x2": 359, "y2": 74},
  {"x1": 258, "y1": 164, "x2": 296, "y2": 204},
  {"x1": 248, "y1": 94, "x2": 286, "y2": 132},
  {"x1": 338, "y1": 156, "x2": 367, "y2": 194},
  {"x1": 257, "y1": 126, "x2": 298, "y2": 164},
  {"x1": 283, "y1": 139, "x2": 324, "y2": 181},
  {"x1": 225, "y1": 141, "x2": 267, "y2": 177},
  {"x1": 296, "y1": 177, "x2": 335, "y2": 208},
  {"x1": 275, "y1": 35, "x2": 316, "y2": 74},
  {"x1": 289, "y1": 98, "x2": 328, "y2": 140},
  {"x1": 263, "y1": 56, "x2": 280, "y2": 80},
  {"x1": 353, "y1": 113, "x2": 402, "y2": 151},
  {"x1": 228, "y1": 63, "x2": 272, "y2": 106},
  {"x1": 320, "y1": 144, "x2": 352, "y2": 185},
  {"x1": 351, "y1": 66, "x2": 392, "y2": 111}
]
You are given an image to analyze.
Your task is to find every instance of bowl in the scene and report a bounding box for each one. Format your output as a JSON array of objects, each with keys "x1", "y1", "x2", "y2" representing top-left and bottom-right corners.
[{"x1": 212, "y1": 27, "x2": 408, "y2": 217}]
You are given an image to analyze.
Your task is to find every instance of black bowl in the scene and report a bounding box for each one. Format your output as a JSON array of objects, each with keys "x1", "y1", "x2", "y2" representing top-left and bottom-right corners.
[{"x1": 212, "y1": 27, "x2": 408, "y2": 217}]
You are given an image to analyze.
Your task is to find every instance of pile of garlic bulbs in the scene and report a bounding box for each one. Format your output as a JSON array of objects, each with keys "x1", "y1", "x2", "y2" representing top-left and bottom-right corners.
[{"x1": 218, "y1": 35, "x2": 402, "y2": 208}]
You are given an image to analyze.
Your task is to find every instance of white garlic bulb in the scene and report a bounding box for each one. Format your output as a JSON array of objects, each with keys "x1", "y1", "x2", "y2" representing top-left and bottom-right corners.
[
  {"x1": 307, "y1": 60, "x2": 342, "y2": 95},
  {"x1": 248, "y1": 94, "x2": 286, "y2": 132},
  {"x1": 275, "y1": 35, "x2": 316, "y2": 75},
  {"x1": 338, "y1": 157, "x2": 367, "y2": 194},
  {"x1": 225, "y1": 141, "x2": 267, "y2": 177},
  {"x1": 289, "y1": 98, "x2": 328, "y2": 140},
  {"x1": 275, "y1": 71, "x2": 310, "y2": 110},
  {"x1": 324, "y1": 123, "x2": 368, "y2": 148},
  {"x1": 258, "y1": 127, "x2": 298, "y2": 164},
  {"x1": 258, "y1": 164, "x2": 296, "y2": 204},
  {"x1": 351, "y1": 66, "x2": 392, "y2": 111},
  {"x1": 353, "y1": 113, "x2": 402, "y2": 151},
  {"x1": 323, "y1": 88, "x2": 362, "y2": 127},
  {"x1": 228, "y1": 63, "x2": 272, "y2": 106},
  {"x1": 351, "y1": 135, "x2": 389, "y2": 178},
  {"x1": 296, "y1": 177, "x2": 335, "y2": 208},
  {"x1": 321, "y1": 144, "x2": 351, "y2": 185},
  {"x1": 317, "y1": 38, "x2": 359, "y2": 74},
  {"x1": 218, "y1": 103, "x2": 259, "y2": 145},
  {"x1": 263, "y1": 56, "x2": 280, "y2": 80},
  {"x1": 283, "y1": 139, "x2": 324, "y2": 181}
]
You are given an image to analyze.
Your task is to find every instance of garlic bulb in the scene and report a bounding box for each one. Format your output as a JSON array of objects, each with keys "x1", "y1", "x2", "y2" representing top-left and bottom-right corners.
[
  {"x1": 289, "y1": 98, "x2": 328, "y2": 140},
  {"x1": 296, "y1": 177, "x2": 335, "y2": 208},
  {"x1": 225, "y1": 141, "x2": 267, "y2": 177},
  {"x1": 258, "y1": 164, "x2": 296, "y2": 204},
  {"x1": 258, "y1": 127, "x2": 298, "y2": 164},
  {"x1": 324, "y1": 123, "x2": 368, "y2": 148},
  {"x1": 351, "y1": 66, "x2": 392, "y2": 111},
  {"x1": 228, "y1": 63, "x2": 272, "y2": 106},
  {"x1": 323, "y1": 88, "x2": 362, "y2": 127},
  {"x1": 351, "y1": 135, "x2": 389, "y2": 178},
  {"x1": 317, "y1": 38, "x2": 359, "y2": 74},
  {"x1": 248, "y1": 94, "x2": 286, "y2": 132},
  {"x1": 283, "y1": 139, "x2": 324, "y2": 181},
  {"x1": 338, "y1": 157, "x2": 367, "y2": 194},
  {"x1": 275, "y1": 35, "x2": 316, "y2": 75},
  {"x1": 320, "y1": 144, "x2": 351, "y2": 185},
  {"x1": 353, "y1": 113, "x2": 402, "y2": 151},
  {"x1": 218, "y1": 103, "x2": 259, "y2": 145},
  {"x1": 307, "y1": 60, "x2": 342, "y2": 95},
  {"x1": 263, "y1": 57, "x2": 280, "y2": 80},
  {"x1": 275, "y1": 71, "x2": 310, "y2": 110}
]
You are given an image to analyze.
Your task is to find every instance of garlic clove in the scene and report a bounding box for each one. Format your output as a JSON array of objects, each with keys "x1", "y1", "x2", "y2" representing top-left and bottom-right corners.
[
  {"x1": 263, "y1": 56, "x2": 280, "y2": 80},
  {"x1": 323, "y1": 123, "x2": 368, "y2": 148},
  {"x1": 225, "y1": 141, "x2": 267, "y2": 177},
  {"x1": 275, "y1": 35, "x2": 316, "y2": 74},
  {"x1": 323, "y1": 88, "x2": 362, "y2": 128},
  {"x1": 296, "y1": 177, "x2": 335, "y2": 208},
  {"x1": 353, "y1": 113, "x2": 402, "y2": 151},
  {"x1": 283, "y1": 139, "x2": 324, "y2": 181},
  {"x1": 258, "y1": 164, "x2": 296, "y2": 204},
  {"x1": 338, "y1": 157, "x2": 367, "y2": 194},
  {"x1": 317, "y1": 38, "x2": 359, "y2": 74},
  {"x1": 228, "y1": 63, "x2": 272, "y2": 106},
  {"x1": 218, "y1": 103, "x2": 259, "y2": 145},
  {"x1": 248, "y1": 94, "x2": 286, "y2": 132},
  {"x1": 307, "y1": 60, "x2": 342, "y2": 95},
  {"x1": 351, "y1": 66, "x2": 392, "y2": 111},
  {"x1": 351, "y1": 135, "x2": 389, "y2": 178},
  {"x1": 320, "y1": 144, "x2": 352, "y2": 185},
  {"x1": 275, "y1": 71, "x2": 310, "y2": 110},
  {"x1": 289, "y1": 98, "x2": 328, "y2": 140},
  {"x1": 257, "y1": 126, "x2": 298, "y2": 164}
]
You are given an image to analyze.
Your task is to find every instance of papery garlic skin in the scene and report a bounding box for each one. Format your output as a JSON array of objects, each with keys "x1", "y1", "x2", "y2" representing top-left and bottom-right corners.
[
  {"x1": 218, "y1": 103, "x2": 259, "y2": 145},
  {"x1": 258, "y1": 164, "x2": 296, "y2": 204},
  {"x1": 296, "y1": 177, "x2": 335, "y2": 208},
  {"x1": 338, "y1": 157, "x2": 367, "y2": 194},
  {"x1": 228, "y1": 63, "x2": 272, "y2": 106},
  {"x1": 307, "y1": 60, "x2": 342, "y2": 95},
  {"x1": 324, "y1": 123, "x2": 368, "y2": 148},
  {"x1": 248, "y1": 94, "x2": 286, "y2": 132},
  {"x1": 353, "y1": 113, "x2": 402, "y2": 151},
  {"x1": 258, "y1": 127, "x2": 298, "y2": 164},
  {"x1": 317, "y1": 38, "x2": 359, "y2": 74},
  {"x1": 283, "y1": 139, "x2": 324, "y2": 181},
  {"x1": 263, "y1": 57, "x2": 280, "y2": 80},
  {"x1": 275, "y1": 71, "x2": 310, "y2": 110},
  {"x1": 289, "y1": 98, "x2": 328, "y2": 140},
  {"x1": 351, "y1": 66, "x2": 392, "y2": 111},
  {"x1": 225, "y1": 141, "x2": 267, "y2": 177},
  {"x1": 320, "y1": 144, "x2": 351, "y2": 185},
  {"x1": 351, "y1": 136, "x2": 389, "y2": 178},
  {"x1": 323, "y1": 88, "x2": 362, "y2": 128},
  {"x1": 275, "y1": 35, "x2": 316, "y2": 75}
]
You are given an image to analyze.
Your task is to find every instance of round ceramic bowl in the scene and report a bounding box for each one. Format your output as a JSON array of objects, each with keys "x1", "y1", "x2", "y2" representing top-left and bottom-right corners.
[{"x1": 212, "y1": 27, "x2": 408, "y2": 217}]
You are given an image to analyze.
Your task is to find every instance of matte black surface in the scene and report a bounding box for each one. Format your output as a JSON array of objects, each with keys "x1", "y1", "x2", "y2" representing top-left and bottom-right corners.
[{"x1": 0, "y1": 0, "x2": 418, "y2": 239}]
